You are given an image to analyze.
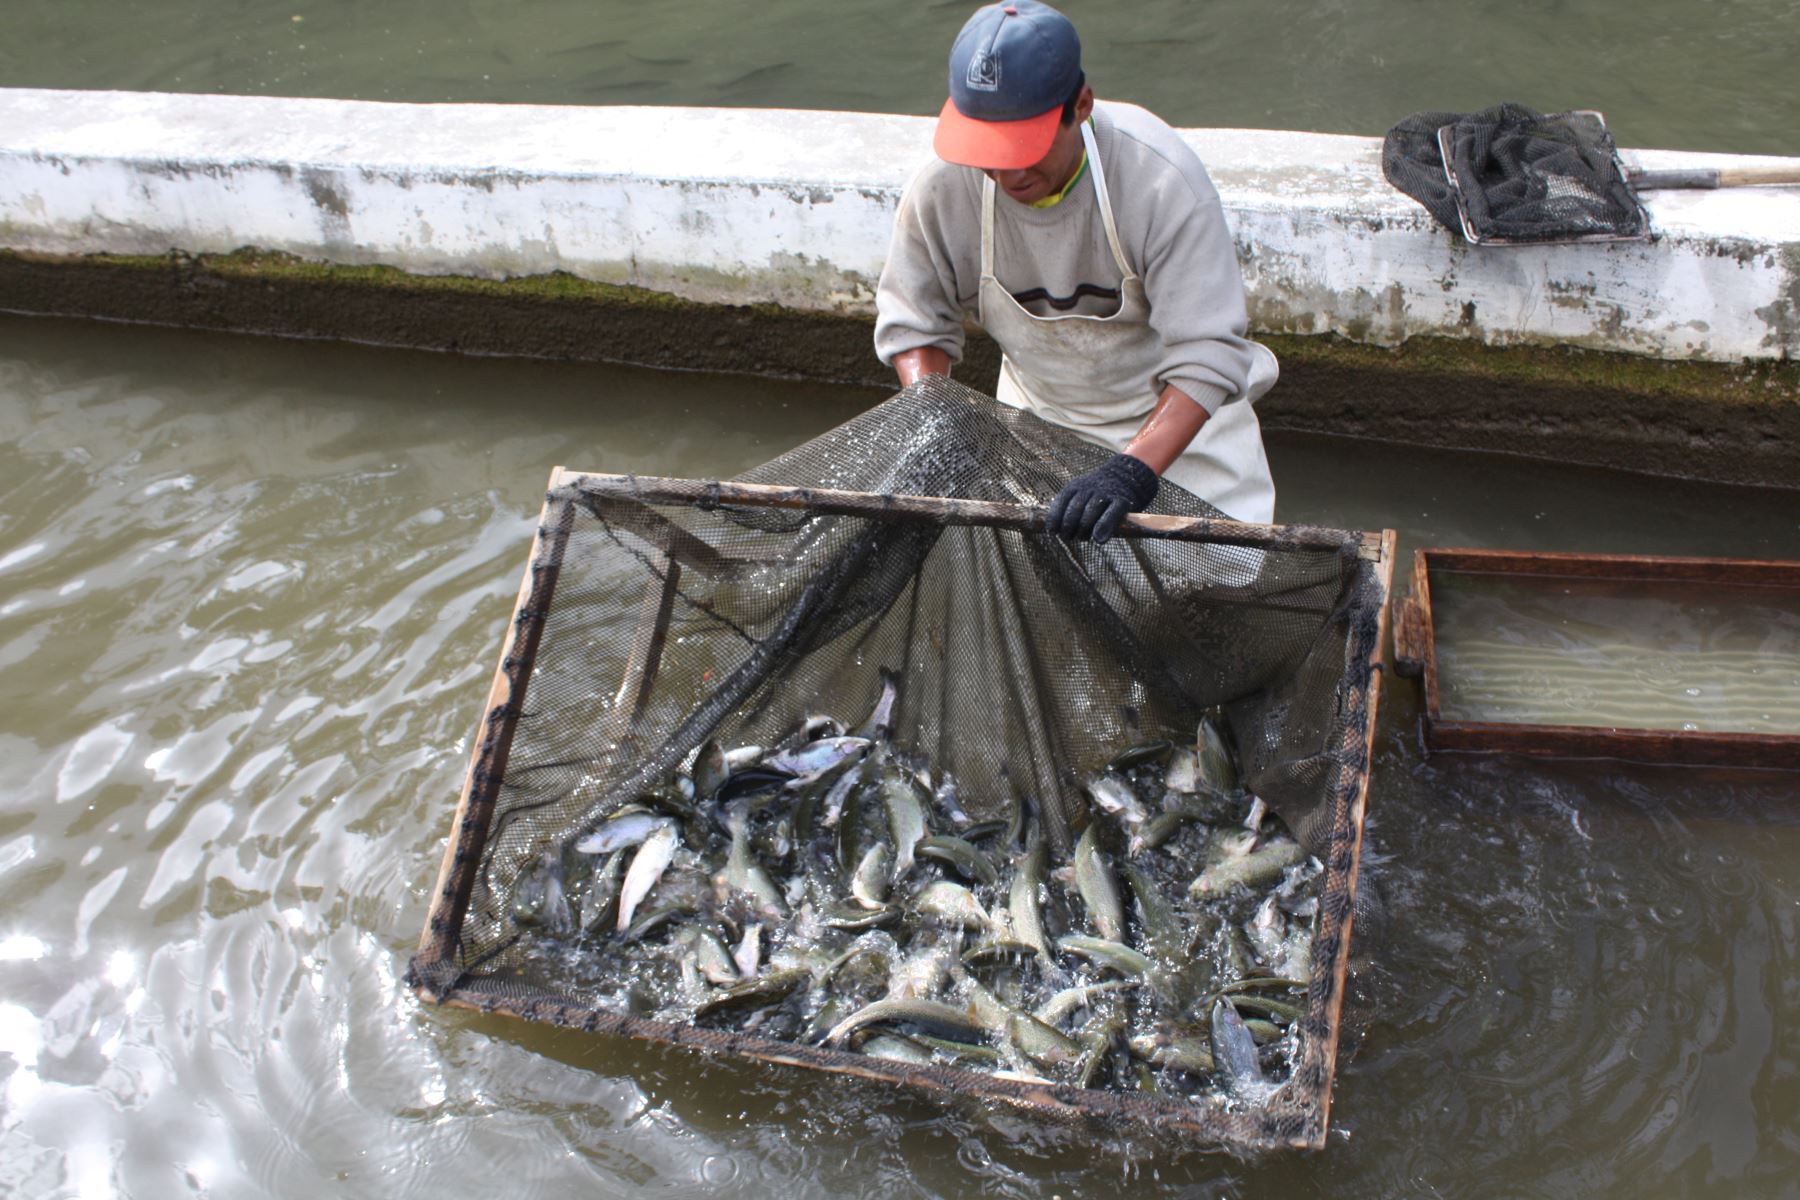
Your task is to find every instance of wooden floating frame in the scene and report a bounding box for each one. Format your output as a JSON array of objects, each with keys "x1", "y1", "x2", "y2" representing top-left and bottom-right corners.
[
  {"x1": 1393, "y1": 546, "x2": 1800, "y2": 769},
  {"x1": 411, "y1": 465, "x2": 1400, "y2": 1152}
]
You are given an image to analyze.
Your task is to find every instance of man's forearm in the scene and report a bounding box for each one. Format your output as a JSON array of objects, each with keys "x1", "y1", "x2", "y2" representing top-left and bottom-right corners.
[
  {"x1": 893, "y1": 346, "x2": 952, "y2": 387},
  {"x1": 1123, "y1": 384, "x2": 1211, "y2": 474}
]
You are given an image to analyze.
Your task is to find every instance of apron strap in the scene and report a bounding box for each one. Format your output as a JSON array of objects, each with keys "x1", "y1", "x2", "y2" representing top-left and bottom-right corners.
[
  {"x1": 980, "y1": 121, "x2": 1133, "y2": 284},
  {"x1": 1081, "y1": 121, "x2": 1134, "y2": 282}
]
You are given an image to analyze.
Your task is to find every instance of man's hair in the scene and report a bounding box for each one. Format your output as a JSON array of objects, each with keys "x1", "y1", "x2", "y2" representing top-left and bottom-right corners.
[{"x1": 1059, "y1": 71, "x2": 1087, "y2": 126}]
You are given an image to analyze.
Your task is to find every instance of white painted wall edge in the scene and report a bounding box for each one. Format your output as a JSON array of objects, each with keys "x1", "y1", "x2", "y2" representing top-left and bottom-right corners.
[{"x1": 1, "y1": 88, "x2": 1796, "y2": 362}]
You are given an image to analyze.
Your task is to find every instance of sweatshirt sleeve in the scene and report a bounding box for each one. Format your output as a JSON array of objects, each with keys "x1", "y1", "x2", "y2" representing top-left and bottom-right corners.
[
  {"x1": 873, "y1": 164, "x2": 977, "y2": 367},
  {"x1": 1135, "y1": 166, "x2": 1259, "y2": 415}
]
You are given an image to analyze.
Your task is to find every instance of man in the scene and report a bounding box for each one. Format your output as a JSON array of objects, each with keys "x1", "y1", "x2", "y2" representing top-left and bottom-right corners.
[{"x1": 874, "y1": 0, "x2": 1279, "y2": 543}]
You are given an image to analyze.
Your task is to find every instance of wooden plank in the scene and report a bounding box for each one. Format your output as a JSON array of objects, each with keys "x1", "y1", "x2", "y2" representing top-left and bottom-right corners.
[
  {"x1": 1309, "y1": 526, "x2": 1398, "y2": 1147},
  {"x1": 577, "y1": 494, "x2": 739, "y2": 575},
  {"x1": 1411, "y1": 545, "x2": 1800, "y2": 767},
  {"x1": 1418, "y1": 546, "x2": 1800, "y2": 588},
  {"x1": 413, "y1": 469, "x2": 577, "y2": 990},
  {"x1": 555, "y1": 471, "x2": 1384, "y2": 561}
]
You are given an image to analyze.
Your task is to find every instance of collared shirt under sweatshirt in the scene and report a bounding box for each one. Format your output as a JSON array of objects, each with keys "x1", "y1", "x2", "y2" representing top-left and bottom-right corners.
[{"x1": 874, "y1": 100, "x2": 1259, "y2": 415}]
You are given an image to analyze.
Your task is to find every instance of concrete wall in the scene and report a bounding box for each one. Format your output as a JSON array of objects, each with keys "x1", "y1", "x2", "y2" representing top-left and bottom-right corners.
[{"x1": 2, "y1": 88, "x2": 1796, "y2": 363}]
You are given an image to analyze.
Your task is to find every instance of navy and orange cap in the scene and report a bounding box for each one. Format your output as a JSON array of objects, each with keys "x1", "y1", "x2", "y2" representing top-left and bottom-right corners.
[{"x1": 934, "y1": 1, "x2": 1082, "y2": 171}]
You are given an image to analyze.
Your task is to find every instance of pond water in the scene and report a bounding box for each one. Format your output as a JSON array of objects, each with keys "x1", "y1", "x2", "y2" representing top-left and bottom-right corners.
[
  {"x1": 7, "y1": 0, "x2": 1799, "y2": 155},
  {"x1": 1433, "y1": 575, "x2": 1800, "y2": 735},
  {"x1": 1, "y1": 313, "x2": 1797, "y2": 1197}
]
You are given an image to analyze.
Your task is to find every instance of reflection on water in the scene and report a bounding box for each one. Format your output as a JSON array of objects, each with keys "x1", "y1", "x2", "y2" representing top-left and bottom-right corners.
[
  {"x1": 0, "y1": 314, "x2": 1798, "y2": 1197},
  {"x1": 5, "y1": 0, "x2": 1800, "y2": 154},
  {"x1": 1434, "y1": 575, "x2": 1800, "y2": 734}
]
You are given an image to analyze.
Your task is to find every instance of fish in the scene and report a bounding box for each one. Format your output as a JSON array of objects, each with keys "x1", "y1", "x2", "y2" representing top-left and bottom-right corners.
[
  {"x1": 881, "y1": 769, "x2": 927, "y2": 879},
  {"x1": 1196, "y1": 713, "x2": 1239, "y2": 795},
  {"x1": 765, "y1": 736, "x2": 870, "y2": 777},
  {"x1": 615, "y1": 824, "x2": 678, "y2": 932},
  {"x1": 1074, "y1": 825, "x2": 1125, "y2": 943},
  {"x1": 910, "y1": 880, "x2": 991, "y2": 929},
  {"x1": 1008, "y1": 838, "x2": 1051, "y2": 963},
  {"x1": 1130, "y1": 810, "x2": 1190, "y2": 855},
  {"x1": 695, "y1": 968, "x2": 809, "y2": 1019},
  {"x1": 888, "y1": 942, "x2": 953, "y2": 999},
  {"x1": 1005, "y1": 1012, "x2": 1082, "y2": 1069},
  {"x1": 719, "y1": 802, "x2": 786, "y2": 917},
  {"x1": 511, "y1": 848, "x2": 573, "y2": 935},
  {"x1": 851, "y1": 844, "x2": 890, "y2": 909},
  {"x1": 1107, "y1": 739, "x2": 1172, "y2": 772},
  {"x1": 733, "y1": 922, "x2": 764, "y2": 978},
  {"x1": 1209, "y1": 998, "x2": 1269, "y2": 1099},
  {"x1": 823, "y1": 997, "x2": 987, "y2": 1047},
  {"x1": 860, "y1": 1034, "x2": 932, "y2": 1064},
  {"x1": 723, "y1": 744, "x2": 766, "y2": 772},
  {"x1": 819, "y1": 758, "x2": 866, "y2": 830},
  {"x1": 916, "y1": 835, "x2": 997, "y2": 886},
  {"x1": 676, "y1": 925, "x2": 740, "y2": 986},
  {"x1": 694, "y1": 740, "x2": 729, "y2": 799},
  {"x1": 577, "y1": 849, "x2": 625, "y2": 935},
  {"x1": 1056, "y1": 935, "x2": 1155, "y2": 979},
  {"x1": 1163, "y1": 747, "x2": 1202, "y2": 794},
  {"x1": 1188, "y1": 839, "x2": 1306, "y2": 900},
  {"x1": 933, "y1": 776, "x2": 972, "y2": 828},
  {"x1": 1085, "y1": 773, "x2": 1149, "y2": 837},
  {"x1": 1129, "y1": 1031, "x2": 1216, "y2": 1075},
  {"x1": 1034, "y1": 979, "x2": 1139, "y2": 1027},
  {"x1": 575, "y1": 810, "x2": 672, "y2": 856},
  {"x1": 854, "y1": 668, "x2": 901, "y2": 739}
]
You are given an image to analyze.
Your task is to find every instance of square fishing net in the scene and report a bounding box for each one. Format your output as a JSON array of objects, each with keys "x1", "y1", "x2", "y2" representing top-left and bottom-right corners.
[
  {"x1": 411, "y1": 377, "x2": 1388, "y2": 1152},
  {"x1": 1383, "y1": 102, "x2": 1650, "y2": 244}
]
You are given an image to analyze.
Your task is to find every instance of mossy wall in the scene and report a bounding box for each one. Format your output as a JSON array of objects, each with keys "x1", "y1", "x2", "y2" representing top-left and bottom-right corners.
[{"x1": 3, "y1": 248, "x2": 1795, "y2": 489}]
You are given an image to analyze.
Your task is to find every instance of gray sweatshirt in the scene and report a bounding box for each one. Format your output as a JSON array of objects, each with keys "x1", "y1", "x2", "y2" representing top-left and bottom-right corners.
[{"x1": 874, "y1": 101, "x2": 1259, "y2": 414}]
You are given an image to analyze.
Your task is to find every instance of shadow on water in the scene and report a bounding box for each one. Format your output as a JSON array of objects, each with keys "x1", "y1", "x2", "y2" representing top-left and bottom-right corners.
[{"x1": 1, "y1": 315, "x2": 1797, "y2": 1198}]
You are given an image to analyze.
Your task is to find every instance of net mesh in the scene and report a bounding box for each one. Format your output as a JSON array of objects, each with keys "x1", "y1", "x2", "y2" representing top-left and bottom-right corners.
[
  {"x1": 1383, "y1": 102, "x2": 1649, "y2": 243},
  {"x1": 412, "y1": 377, "x2": 1386, "y2": 1149}
]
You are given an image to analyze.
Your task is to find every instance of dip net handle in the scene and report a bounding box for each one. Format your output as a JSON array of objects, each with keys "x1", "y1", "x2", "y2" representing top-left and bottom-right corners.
[{"x1": 553, "y1": 470, "x2": 1383, "y2": 561}]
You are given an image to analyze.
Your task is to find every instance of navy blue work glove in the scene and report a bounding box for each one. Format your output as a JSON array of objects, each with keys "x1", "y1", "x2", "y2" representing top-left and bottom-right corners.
[{"x1": 1045, "y1": 453, "x2": 1160, "y2": 544}]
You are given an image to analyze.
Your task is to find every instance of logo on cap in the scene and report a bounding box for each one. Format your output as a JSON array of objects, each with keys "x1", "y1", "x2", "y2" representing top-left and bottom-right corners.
[{"x1": 965, "y1": 50, "x2": 1001, "y2": 92}]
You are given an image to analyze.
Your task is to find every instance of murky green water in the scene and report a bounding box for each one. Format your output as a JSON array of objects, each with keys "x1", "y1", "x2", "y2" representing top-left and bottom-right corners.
[
  {"x1": 7, "y1": 0, "x2": 1800, "y2": 155},
  {"x1": 2, "y1": 313, "x2": 1798, "y2": 1197}
]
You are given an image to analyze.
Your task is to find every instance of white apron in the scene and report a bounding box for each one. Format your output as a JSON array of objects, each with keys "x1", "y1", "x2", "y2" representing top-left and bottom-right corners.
[{"x1": 980, "y1": 122, "x2": 1279, "y2": 524}]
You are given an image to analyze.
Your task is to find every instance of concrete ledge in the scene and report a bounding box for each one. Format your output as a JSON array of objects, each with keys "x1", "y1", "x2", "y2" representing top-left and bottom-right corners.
[{"x1": 2, "y1": 88, "x2": 1797, "y2": 362}]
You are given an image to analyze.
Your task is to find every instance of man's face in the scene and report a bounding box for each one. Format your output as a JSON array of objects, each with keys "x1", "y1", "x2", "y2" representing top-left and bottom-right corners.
[{"x1": 985, "y1": 86, "x2": 1094, "y2": 205}]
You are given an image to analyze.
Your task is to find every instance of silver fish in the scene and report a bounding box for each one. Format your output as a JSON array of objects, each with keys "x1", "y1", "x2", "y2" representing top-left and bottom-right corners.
[
  {"x1": 854, "y1": 668, "x2": 901, "y2": 739},
  {"x1": 1188, "y1": 838, "x2": 1306, "y2": 900},
  {"x1": 1210, "y1": 998, "x2": 1269, "y2": 1099},
  {"x1": 733, "y1": 922, "x2": 764, "y2": 978},
  {"x1": 911, "y1": 880, "x2": 991, "y2": 929},
  {"x1": 615, "y1": 824, "x2": 677, "y2": 933},
  {"x1": 881, "y1": 770, "x2": 927, "y2": 880},
  {"x1": 1074, "y1": 825, "x2": 1125, "y2": 943},
  {"x1": 1056, "y1": 935, "x2": 1155, "y2": 979},
  {"x1": 1008, "y1": 839, "x2": 1051, "y2": 963},
  {"x1": 677, "y1": 925, "x2": 740, "y2": 986},
  {"x1": 1085, "y1": 773, "x2": 1149, "y2": 836},
  {"x1": 1197, "y1": 713, "x2": 1239, "y2": 795},
  {"x1": 511, "y1": 848, "x2": 573, "y2": 935},
  {"x1": 851, "y1": 843, "x2": 891, "y2": 909},
  {"x1": 765, "y1": 736, "x2": 870, "y2": 777},
  {"x1": 819, "y1": 759, "x2": 866, "y2": 830},
  {"x1": 694, "y1": 740, "x2": 729, "y2": 799},
  {"x1": 724, "y1": 744, "x2": 766, "y2": 771},
  {"x1": 575, "y1": 810, "x2": 671, "y2": 856},
  {"x1": 934, "y1": 776, "x2": 972, "y2": 828},
  {"x1": 720, "y1": 803, "x2": 786, "y2": 917},
  {"x1": 824, "y1": 997, "x2": 986, "y2": 1047},
  {"x1": 1034, "y1": 979, "x2": 1138, "y2": 1027},
  {"x1": 860, "y1": 1034, "x2": 932, "y2": 1064},
  {"x1": 1163, "y1": 747, "x2": 1202, "y2": 794}
]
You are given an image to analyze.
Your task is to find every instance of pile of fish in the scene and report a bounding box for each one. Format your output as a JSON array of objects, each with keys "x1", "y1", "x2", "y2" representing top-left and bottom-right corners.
[{"x1": 508, "y1": 671, "x2": 1321, "y2": 1104}]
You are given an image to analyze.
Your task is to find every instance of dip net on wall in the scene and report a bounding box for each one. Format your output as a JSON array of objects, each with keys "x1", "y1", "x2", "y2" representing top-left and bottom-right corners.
[{"x1": 410, "y1": 376, "x2": 1392, "y2": 1152}]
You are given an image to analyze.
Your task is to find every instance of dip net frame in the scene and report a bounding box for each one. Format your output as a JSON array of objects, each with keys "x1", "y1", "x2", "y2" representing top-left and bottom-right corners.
[{"x1": 408, "y1": 378, "x2": 1395, "y2": 1153}]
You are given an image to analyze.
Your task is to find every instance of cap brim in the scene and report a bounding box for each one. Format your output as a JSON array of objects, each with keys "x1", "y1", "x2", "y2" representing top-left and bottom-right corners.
[{"x1": 932, "y1": 97, "x2": 1063, "y2": 170}]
